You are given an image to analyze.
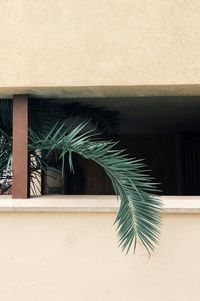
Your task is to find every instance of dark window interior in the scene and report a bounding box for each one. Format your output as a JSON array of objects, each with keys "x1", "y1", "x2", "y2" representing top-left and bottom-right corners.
[{"x1": 43, "y1": 97, "x2": 200, "y2": 196}]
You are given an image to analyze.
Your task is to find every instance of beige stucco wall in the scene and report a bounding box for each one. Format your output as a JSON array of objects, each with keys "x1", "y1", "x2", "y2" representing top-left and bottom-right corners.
[
  {"x1": 0, "y1": 210, "x2": 199, "y2": 301},
  {"x1": 0, "y1": 0, "x2": 200, "y2": 92}
]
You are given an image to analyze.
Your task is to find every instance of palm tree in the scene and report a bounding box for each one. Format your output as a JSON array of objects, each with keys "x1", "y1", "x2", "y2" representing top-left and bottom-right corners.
[{"x1": 0, "y1": 99, "x2": 161, "y2": 253}]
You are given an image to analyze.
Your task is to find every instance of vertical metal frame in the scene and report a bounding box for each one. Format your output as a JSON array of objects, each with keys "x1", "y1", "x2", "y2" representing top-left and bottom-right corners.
[{"x1": 12, "y1": 95, "x2": 29, "y2": 198}]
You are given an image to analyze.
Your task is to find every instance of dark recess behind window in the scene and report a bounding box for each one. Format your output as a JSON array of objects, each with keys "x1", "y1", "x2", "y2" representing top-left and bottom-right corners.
[{"x1": 42, "y1": 97, "x2": 200, "y2": 196}]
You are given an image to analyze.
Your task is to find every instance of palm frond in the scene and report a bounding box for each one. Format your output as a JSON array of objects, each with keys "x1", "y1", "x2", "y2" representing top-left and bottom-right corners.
[
  {"x1": 0, "y1": 129, "x2": 12, "y2": 173},
  {"x1": 29, "y1": 122, "x2": 162, "y2": 253},
  {"x1": 30, "y1": 100, "x2": 119, "y2": 138},
  {"x1": 0, "y1": 98, "x2": 162, "y2": 252},
  {"x1": 62, "y1": 102, "x2": 119, "y2": 138},
  {"x1": 29, "y1": 100, "x2": 65, "y2": 136},
  {"x1": 0, "y1": 100, "x2": 12, "y2": 134},
  {"x1": 0, "y1": 128, "x2": 12, "y2": 194}
]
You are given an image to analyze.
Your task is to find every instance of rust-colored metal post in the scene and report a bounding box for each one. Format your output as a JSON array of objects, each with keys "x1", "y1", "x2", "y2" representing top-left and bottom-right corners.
[{"x1": 12, "y1": 95, "x2": 29, "y2": 198}]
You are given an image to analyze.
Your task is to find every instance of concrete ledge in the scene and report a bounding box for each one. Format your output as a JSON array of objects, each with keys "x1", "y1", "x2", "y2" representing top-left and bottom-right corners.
[
  {"x1": 1, "y1": 85, "x2": 200, "y2": 99},
  {"x1": 0, "y1": 195, "x2": 200, "y2": 213}
]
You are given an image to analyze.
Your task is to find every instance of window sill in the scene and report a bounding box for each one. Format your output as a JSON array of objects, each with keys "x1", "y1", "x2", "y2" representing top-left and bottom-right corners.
[{"x1": 0, "y1": 195, "x2": 200, "y2": 213}]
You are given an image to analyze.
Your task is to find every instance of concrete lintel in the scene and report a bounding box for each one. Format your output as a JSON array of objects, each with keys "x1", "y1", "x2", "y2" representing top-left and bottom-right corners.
[{"x1": 1, "y1": 85, "x2": 200, "y2": 99}]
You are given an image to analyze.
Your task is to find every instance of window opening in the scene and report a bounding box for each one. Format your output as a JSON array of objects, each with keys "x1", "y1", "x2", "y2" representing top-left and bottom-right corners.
[{"x1": 1, "y1": 96, "x2": 200, "y2": 196}]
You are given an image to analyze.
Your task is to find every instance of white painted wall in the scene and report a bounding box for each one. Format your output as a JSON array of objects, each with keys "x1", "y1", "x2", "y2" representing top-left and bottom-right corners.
[
  {"x1": 0, "y1": 0, "x2": 200, "y2": 90},
  {"x1": 0, "y1": 209, "x2": 199, "y2": 300}
]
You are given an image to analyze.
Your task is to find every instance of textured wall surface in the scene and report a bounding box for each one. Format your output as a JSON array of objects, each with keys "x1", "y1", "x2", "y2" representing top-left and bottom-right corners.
[
  {"x1": 0, "y1": 211, "x2": 199, "y2": 301},
  {"x1": 0, "y1": 0, "x2": 200, "y2": 89}
]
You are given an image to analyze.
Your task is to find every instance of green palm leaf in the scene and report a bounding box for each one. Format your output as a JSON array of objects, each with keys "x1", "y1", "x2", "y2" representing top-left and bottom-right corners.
[
  {"x1": 0, "y1": 100, "x2": 12, "y2": 134},
  {"x1": 29, "y1": 121, "x2": 162, "y2": 253},
  {"x1": 0, "y1": 100, "x2": 12, "y2": 186}
]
